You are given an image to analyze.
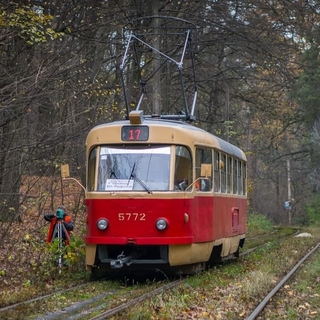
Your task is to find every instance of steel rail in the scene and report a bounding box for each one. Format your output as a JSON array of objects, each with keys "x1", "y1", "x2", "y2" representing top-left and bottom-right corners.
[
  {"x1": 89, "y1": 279, "x2": 182, "y2": 320},
  {"x1": 0, "y1": 282, "x2": 90, "y2": 312},
  {"x1": 246, "y1": 241, "x2": 320, "y2": 320}
]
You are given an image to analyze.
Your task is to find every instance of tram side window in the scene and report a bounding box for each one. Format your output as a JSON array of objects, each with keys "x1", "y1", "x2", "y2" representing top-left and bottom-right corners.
[
  {"x1": 221, "y1": 153, "x2": 227, "y2": 193},
  {"x1": 243, "y1": 162, "x2": 247, "y2": 195},
  {"x1": 238, "y1": 161, "x2": 243, "y2": 195},
  {"x1": 233, "y1": 159, "x2": 238, "y2": 194},
  {"x1": 227, "y1": 156, "x2": 232, "y2": 194},
  {"x1": 195, "y1": 148, "x2": 212, "y2": 192},
  {"x1": 174, "y1": 146, "x2": 192, "y2": 191},
  {"x1": 88, "y1": 147, "x2": 97, "y2": 191},
  {"x1": 214, "y1": 151, "x2": 220, "y2": 192}
]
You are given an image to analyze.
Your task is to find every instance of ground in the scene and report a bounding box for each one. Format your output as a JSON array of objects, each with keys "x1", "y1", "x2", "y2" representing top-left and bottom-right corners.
[{"x1": 0, "y1": 175, "x2": 86, "y2": 296}]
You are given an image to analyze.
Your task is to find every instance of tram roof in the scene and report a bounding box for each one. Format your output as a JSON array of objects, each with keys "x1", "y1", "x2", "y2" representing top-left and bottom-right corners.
[{"x1": 87, "y1": 118, "x2": 246, "y2": 161}]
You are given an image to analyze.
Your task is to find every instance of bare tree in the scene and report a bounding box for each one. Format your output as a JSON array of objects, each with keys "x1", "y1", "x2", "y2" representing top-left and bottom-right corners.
[{"x1": 1, "y1": 0, "x2": 320, "y2": 226}]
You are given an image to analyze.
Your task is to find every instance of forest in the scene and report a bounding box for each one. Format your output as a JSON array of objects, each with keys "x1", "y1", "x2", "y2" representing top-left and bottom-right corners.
[{"x1": 1, "y1": 0, "x2": 320, "y2": 228}]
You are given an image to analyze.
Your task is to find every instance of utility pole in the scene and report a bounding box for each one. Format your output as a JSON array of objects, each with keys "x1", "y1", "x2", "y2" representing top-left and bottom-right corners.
[
  {"x1": 246, "y1": 106, "x2": 251, "y2": 152},
  {"x1": 287, "y1": 159, "x2": 292, "y2": 225},
  {"x1": 245, "y1": 104, "x2": 251, "y2": 209}
]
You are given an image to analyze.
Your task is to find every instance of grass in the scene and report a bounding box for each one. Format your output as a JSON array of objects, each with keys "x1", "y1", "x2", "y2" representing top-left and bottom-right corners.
[
  {"x1": 114, "y1": 226, "x2": 320, "y2": 319},
  {"x1": 2, "y1": 208, "x2": 320, "y2": 319},
  {"x1": 247, "y1": 212, "x2": 273, "y2": 236},
  {"x1": 242, "y1": 270, "x2": 273, "y2": 297},
  {"x1": 261, "y1": 247, "x2": 320, "y2": 319}
]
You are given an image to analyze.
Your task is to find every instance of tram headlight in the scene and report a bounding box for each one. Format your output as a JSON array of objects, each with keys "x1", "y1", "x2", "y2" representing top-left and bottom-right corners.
[
  {"x1": 156, "y1": 218, "x2": 168, "y2": 231},
  {"x1": 97, "y1": 218, "x2": 109, "y2": 230}
]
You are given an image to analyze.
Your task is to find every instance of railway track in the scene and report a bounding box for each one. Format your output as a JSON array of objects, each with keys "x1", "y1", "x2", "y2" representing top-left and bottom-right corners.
[
  {"x1": 0, "y1": 277, "x2": 182, "y2": 320},
  {"x1": 246, "y1": 241, "x2": 320, "y2": 320},
  {"x1": 0, "y1": 245, "x2": 264, "y2": 320},
  {"x1": 89, "y1": 280, "x2": 182, "y2": 320},
  {"x1": 1, "y1": 229, "x2": 315, "y2": 319}
]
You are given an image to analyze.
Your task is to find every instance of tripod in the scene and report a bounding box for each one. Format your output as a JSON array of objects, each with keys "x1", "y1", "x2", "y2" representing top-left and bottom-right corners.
[{"x1": 51, "y1": 219, "x2": 70, "y2": 272}]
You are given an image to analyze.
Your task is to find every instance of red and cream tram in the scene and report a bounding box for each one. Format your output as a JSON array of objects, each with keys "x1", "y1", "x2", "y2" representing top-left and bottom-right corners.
[{"x1": 84, "y1": 111, "x2": 247, "y2": 276}]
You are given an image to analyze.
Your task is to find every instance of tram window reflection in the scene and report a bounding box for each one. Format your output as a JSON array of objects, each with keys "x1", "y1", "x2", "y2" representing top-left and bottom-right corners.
[
  {"x1": 243, "y1": 162, "x2": 247, "y2": 195},
  {"x1": 214, "y1": 151, "x2": 220, "y2": 192},
  {"x1": 233, "y1": 159, "x2": 238, "y2": 194},
  {"x1": 227, "y1": 156, "x2": 232, "y2": 194},
  {"x1": 96, "y1": 145, "x2": 170, "y2": 191},
  {"x1": 221, "y1": 153, "x2": 227, "y2": 193},
  {"x1": 88, "y1": 147, "x2": 97, "y2": 191},
  {"x1": 174, "y1": 146, "x2": 192, "y2": 191},
  {"x1": 238, "y1": 161, "x2": 243, "y2": 195}
]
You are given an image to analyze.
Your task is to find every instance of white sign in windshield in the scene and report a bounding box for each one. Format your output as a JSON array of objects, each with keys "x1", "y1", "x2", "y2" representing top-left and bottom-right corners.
[{"x1": 105, "y1": 179, "x2": 134, "y2": 190}]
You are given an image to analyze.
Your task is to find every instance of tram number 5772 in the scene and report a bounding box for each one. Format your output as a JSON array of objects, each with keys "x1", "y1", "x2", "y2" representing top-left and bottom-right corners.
[{"x1": 118, "y1": 213, "x2": 146, "y2": 221}]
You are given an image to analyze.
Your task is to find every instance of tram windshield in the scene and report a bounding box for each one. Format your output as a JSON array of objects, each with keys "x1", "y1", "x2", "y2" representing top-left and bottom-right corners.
[{"x1": 96, "y1": 145, "x2": 170, "y2": 192}]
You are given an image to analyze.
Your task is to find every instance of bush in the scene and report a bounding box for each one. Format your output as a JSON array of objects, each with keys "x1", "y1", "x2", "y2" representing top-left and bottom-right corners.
[
  {"x1": 305, "y1": 194, "x2": 320, "y2": 226},
  {"x1": 247, "y1": 212, "x2": 273, "y2": 236}
]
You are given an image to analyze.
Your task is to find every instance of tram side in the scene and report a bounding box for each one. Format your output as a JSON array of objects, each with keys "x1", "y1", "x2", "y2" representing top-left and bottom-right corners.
[{"x1": 84, "y1": 116, "x2": 247, "y2": 276}]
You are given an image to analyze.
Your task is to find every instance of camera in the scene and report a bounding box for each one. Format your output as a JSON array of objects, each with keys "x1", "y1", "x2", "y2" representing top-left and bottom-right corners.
[{"x1": 56, "y1": 209, "x2": 64, "y2": 220}]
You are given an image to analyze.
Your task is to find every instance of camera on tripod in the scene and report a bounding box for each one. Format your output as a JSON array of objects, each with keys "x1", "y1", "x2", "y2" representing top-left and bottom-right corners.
[{"x1": 55, "y1": 209, "x2": 64, "y2": 220}]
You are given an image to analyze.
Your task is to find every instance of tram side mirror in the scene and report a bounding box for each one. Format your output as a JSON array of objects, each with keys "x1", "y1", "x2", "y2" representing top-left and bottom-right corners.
[
  {"x1": 200, "y1": 163, "x2": 212, "y2": 177},
  {"x1": 60, "y1": 164, "x2": 86, "y2": 192},
  {"x1": 61, "y1": 164, "x2": 70, "y2": 179}
]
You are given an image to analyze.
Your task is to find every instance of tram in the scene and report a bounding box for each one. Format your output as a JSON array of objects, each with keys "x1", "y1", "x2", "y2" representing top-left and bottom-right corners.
[
  {"x1": 81, "y1": 16, "x2": 247, "y2": 277},
  {"x1": 84, "y1": 110, "x2": 247, "y2": 276}
]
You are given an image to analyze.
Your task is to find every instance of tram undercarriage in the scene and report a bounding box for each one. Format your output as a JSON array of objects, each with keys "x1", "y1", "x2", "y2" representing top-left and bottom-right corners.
[{"x1": 87, "y1": 235, "x2": 245, "y2": 279}]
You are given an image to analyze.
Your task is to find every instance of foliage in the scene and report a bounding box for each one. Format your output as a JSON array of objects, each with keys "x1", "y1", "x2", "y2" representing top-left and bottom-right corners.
[
  {"x1": 291, "y1": 45, "x2": 320, "y2": 129},
  {"x1": 14, "y1": 230, "x2": 86, "y2": 286},
  {"x1": 305, "y1": 194, "x2": 320, "y2": 226},
  {"x1": 247, "y1": 212, "x2": 273, "y2": 236},
  {"x1": 0, "y1": 5, "x2": 65, "y2": 45},
  {"x1": 43, "y1": 232, "x2": 86, "y2": 277},
  {"x1": 0, "y1": 0, "x2": 318, "y2": 224}
]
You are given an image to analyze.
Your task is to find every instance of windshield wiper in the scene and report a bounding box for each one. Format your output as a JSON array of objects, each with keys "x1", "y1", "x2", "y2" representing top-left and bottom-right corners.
[
  {"x1": 128, "y1": 163, "x2": 152, "y2": 194},
  {"x1": 128, "y1": 163, "x2": 136, "y2": 185},
  {"x1": 110, "y1": 170, "x2": 118, "y2": 179}
]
